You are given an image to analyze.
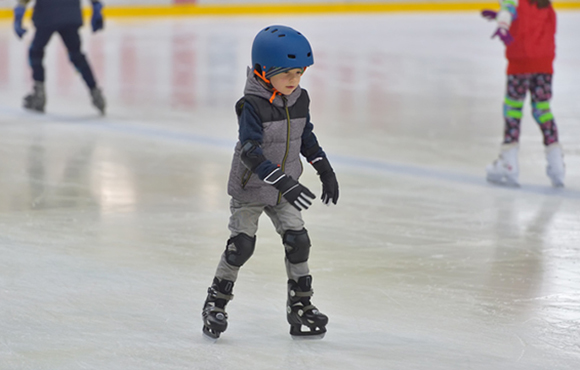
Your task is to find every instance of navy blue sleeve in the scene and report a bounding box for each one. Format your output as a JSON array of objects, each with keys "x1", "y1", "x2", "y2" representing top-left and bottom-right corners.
[
  {"x1": 300, "y1": 113, "x2": 327, "y2": 163},
  {"x1": 238, "y1": 100, "x2": 263, "y2": 144},
  {"x1": 238, "y1": 101, "x2": 279, "y2": 180}
]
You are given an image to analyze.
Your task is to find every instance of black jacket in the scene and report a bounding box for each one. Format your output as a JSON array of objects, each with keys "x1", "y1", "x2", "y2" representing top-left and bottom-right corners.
[{"x1": 32, "y1": 0, "x2": 83, "y2": 29}]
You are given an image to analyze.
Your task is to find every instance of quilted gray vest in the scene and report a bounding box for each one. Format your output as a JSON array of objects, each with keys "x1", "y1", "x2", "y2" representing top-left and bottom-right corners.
[{"x1": 227, "y1": 72, "x2": 310, "y2": 206}]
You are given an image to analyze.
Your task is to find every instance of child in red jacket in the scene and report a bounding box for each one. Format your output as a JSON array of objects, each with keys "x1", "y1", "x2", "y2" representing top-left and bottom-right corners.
[{"x1": 483, "y1": 0, "x2": 565, "y2": 187}]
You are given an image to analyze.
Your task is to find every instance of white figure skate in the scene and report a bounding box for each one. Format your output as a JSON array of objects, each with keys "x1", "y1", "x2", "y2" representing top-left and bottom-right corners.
[
  {"x1": 545, "y1": 143, "x2": 565, "y2": 187},
  {"x1": 486, "y1": 143, "x2": 519, "y2": 187}
]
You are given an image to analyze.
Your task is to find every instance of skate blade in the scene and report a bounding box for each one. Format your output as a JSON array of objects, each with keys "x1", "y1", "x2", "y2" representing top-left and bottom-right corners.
[
  {"x1": 202, "y1": 333, "x2": 218, "y2": 342},
  {"x1": 24, "y1": 106, "x2": 45, "y2": 113},
  {"x1": 290, "y1": 325, "x2": 326, "y2": 340},
  {"x1": 291, "y1": 332, "x2": 326, "y2": 340},
  {"x1": 486, "y1": 177, "x2": 520, "y2": 188},
  {"x1": 202, "y1": 325, "x2": 221, "y2": 341},
  {"x1": 549, "y1": 178, "x2": 565, "y2": 188}
]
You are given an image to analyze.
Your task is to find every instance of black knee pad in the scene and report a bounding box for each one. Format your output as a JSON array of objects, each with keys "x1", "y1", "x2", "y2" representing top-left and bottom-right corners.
[
  {"x1": 225, "y1": 233, "x2": 256, "y2": 267},
  {"x1": 283, "y1": 228, "x2": 311, "y2": 264}
]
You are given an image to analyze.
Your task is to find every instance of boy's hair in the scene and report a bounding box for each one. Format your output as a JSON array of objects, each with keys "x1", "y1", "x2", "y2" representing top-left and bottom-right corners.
[{"x1": 529, "y1": 0, "x2": 551, "y2": 8}]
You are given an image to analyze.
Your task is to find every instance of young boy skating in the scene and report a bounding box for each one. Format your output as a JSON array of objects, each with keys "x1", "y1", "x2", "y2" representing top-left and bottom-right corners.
[{"x1": 202, "y1": 25, "x2": 339, "y2": 340}]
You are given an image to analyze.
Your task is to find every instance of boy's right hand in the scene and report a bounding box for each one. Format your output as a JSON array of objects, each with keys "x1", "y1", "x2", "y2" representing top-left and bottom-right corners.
[
  {"x1": 264, "y1": 168, "x2": 315, "y2": 211},
  {"x1": 481, "y1": 9, "x2": 497, "y2": 20},
  {"x1": 13, "y1": 5, "x2": 26, "y2": 39}
]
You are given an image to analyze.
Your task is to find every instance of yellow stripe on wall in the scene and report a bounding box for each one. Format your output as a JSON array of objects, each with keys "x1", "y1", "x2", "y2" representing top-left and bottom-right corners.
[
  {"x1": 1, "y1": 2, "x2": 579, "y2": 19},
  {"x1": 93, "y1": 2, "x2": 580, "y2": 17},
  {"x1": 100, "y1": 3, "x2": 502, "y2": 17}
]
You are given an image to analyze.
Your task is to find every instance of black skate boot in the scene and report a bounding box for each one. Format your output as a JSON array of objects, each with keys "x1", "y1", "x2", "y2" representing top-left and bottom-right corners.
[
  {"x1": 23, "y1": 81, "x2": 46, "y2": 113},
  {"x1": 202, "y1": 277, "x2": 234, "y2": 339},
  {"x1": 90, "y1": 87, "x2": 106, "y2": 115},
  {"x1": 287, "y1": 275, "x2": 328, "y2": 339}
]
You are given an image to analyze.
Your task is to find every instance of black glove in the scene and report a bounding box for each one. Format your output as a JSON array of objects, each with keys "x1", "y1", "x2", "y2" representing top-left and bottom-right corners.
[
  {"x1": 264, "y1": 168, "x2": 315, "y2": 211},
  {"x1": 312, "y1": 157, "x2": 339, "y2": 205},
  {"x1": 91, "y1": 1, "x2": 104, "y2": 33},
  {"x1": 13, "y1": 6, "x2": 27, "y2": 39}
]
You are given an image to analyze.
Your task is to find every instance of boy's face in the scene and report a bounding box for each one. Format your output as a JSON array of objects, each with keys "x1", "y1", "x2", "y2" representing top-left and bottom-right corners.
[{"x1": 270, "y1": 68, "x2": 303, "y2": 96}]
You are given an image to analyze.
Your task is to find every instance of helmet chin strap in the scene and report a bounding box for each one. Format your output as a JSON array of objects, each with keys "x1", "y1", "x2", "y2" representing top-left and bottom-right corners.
[
  {"x1": 254, "y1": 68, "x2": 280, "y2": 103},
  {"x1": 253, "y1": 68, "x2": 271, "y2": 84}
]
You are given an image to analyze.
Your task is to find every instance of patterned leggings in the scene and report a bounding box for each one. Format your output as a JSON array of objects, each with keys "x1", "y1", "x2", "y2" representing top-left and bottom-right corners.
[{"x1": 503, "y1": 73, "x2": 558, "y2": 145}]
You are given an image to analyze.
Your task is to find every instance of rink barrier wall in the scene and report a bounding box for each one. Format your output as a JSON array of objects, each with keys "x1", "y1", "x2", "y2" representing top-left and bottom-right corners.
[{"x1": 1, "y1": 1, "x2": 579, "y2": 18}]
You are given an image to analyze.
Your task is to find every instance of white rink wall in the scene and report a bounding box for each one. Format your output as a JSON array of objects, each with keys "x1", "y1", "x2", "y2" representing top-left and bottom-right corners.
[
  {"x1": 2, "y1": 0, "x2": 578, "y2": 10},
  {"x1": 0, "y1": 0, "x2": 503, "y2": 8}
]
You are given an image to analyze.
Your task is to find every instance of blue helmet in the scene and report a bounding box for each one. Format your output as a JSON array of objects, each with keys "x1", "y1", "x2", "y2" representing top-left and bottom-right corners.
[{"x1": 251, "y1": 25, "x2": 314, "y2": 77}]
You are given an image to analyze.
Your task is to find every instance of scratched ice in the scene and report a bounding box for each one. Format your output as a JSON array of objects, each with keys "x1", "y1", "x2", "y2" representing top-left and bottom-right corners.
[{"x1": 0, "y1": 12, "x2": 579, "y2": 370}]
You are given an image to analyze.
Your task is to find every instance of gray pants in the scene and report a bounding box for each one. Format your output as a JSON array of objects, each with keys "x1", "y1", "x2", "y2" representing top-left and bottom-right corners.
[{"x1": 214, "y1": 198, "x2": 310, "y2": 282}]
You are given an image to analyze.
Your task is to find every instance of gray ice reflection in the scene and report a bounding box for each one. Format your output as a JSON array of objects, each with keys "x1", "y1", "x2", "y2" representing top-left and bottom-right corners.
[{"x1": 207, "y1": 34, "x2": 239, "y2": 107}]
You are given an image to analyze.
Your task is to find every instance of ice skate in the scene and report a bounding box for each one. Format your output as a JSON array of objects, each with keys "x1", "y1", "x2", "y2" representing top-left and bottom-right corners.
[
  {"x1": 202, "y1": 277, "x2": 234, "y2": 340},
  {"x1": 23, "y1": 81, "x2": 46, "y2": 113},
  {"x1": 486, "y1": 143, "x2": 520, "y2": 187},
  {"x1": 287, "y1": 275, "x2": 328, "y2": 339},
  {"x1": 90, "y1": 87, "x2": 106, "y2": 115},
  {"x1": 545, "y1": 143, "x2": 565, "y2": 187}
]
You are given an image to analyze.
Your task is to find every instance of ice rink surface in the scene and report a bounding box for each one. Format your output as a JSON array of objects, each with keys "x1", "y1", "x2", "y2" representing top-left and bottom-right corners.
[{"x1": 1, "y1": 11, "x2": 580, "y2": 370}]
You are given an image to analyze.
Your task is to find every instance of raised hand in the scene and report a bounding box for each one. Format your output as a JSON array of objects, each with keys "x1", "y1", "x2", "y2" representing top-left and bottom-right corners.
[
  {"x1": 481, "y1": 9, "x2": 497, "y2": 20},
  {"x1": 13, "y1": 5, "x2": 26, "y2": 39},
  {"x1": 91, "y1": 1, "x2": 104, "y2": 32}
]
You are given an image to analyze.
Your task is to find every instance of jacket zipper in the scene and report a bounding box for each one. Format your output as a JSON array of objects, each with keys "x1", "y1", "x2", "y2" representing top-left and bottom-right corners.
[
  {"x1": 241, "y1": 168, "x2": 251, "y2": 188},
  {"x1": 277, "y1": 96, "x2": 291, "y2": 204}
]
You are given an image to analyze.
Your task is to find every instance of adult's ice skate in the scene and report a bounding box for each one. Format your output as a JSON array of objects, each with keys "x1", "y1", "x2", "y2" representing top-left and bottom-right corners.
[
  {"x1": 287, "y1": 275, "x2": 328, "y2": 339},
  {"x1": 23, "y1": 81, "x2": 46, "y2": 113},
  {"x1": 90, "y1": 87, "x2": 106, "y2": 115},
  {"x1": 202, "y1": 277, "x2": 234, "y2": 339}
]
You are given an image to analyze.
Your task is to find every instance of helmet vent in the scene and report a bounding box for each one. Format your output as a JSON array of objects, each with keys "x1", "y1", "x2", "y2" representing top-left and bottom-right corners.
[
  {"x1": 287, "y1": 54, "x2": 296, "y2": 59},
  {"x1": 307, "y1": 52, "x2": 311, "y2": 57},
  {"x1": 278, "y1": 34, "x2": 286, "y2": 38}
]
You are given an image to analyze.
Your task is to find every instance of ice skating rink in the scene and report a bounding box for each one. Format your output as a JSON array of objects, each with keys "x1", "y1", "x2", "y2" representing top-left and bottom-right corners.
[{"x1": 1, "y1": 11, "x2": 580, "y2": 370}]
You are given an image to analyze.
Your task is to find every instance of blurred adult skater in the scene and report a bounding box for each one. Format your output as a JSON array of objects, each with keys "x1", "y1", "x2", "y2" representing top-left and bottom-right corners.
[{"x1": 13, "y1": 0, "x2": 106, "y2": 114}]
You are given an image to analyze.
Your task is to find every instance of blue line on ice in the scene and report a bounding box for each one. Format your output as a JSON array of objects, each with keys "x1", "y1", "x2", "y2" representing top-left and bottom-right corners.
[{"x1": 3, "y1": 108, "x2": 579, "y2": 200}]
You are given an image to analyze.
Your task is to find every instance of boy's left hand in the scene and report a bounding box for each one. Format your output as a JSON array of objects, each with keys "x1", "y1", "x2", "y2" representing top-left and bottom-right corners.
[{"x1": 312, "y1": 157, "x2": 339, "y2": 205}]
